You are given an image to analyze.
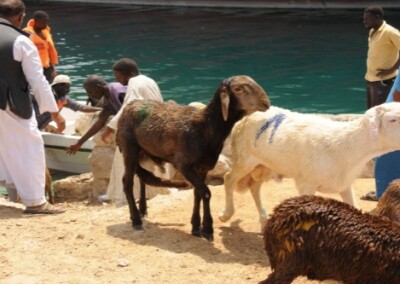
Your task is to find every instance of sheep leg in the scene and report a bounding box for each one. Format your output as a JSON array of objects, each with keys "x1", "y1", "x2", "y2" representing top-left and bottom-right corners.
[
  {"x1": 219, "y1": 164, "x2": 256, "y2": 223},
  {"x1": 123, "y1": 169, "x2": 143, "y2": 230},
  {"x1": 195, "y1": 184, "x2": 213, "y2": 241},
  {"x1": 138, "y1": 178, "x2": 147, "y2": 218},
  {"x1": 249, "y1": 181, "x2": 268, "y2": 232},
  {"x1": 183, "y1": 168, "x2": 213, "y2": 241},
  {"x1": 191, "y1": 189, "x2": 202, "y2": 237},
  {"x1": 339, "y1": 186, "x2": 359, "y2": 208},
  {"x1": 121, "y1": 144, "x2": 143, "y2": 230},
  {"x1": 218, "y1": 178, "x2": 235, "y2": 222},
  {"x1": 201, "y1": 185, "x2": 213, "y2": 241}
]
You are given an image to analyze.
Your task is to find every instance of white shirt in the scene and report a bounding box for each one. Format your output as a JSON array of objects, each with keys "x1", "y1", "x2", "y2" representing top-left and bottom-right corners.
[{"x1": 108, "y1": 74, "x2": 163, "y2": 130}]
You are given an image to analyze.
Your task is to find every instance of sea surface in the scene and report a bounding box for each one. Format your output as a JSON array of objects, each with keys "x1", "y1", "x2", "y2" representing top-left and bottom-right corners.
[{"x1": 25, "y1": 3, "x2": 400, "y2": 114}]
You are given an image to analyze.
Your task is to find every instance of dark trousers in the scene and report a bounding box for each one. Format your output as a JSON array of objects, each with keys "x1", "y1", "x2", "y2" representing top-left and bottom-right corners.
[{"x1": 366, "y1": 77, "x2": 396, "y2": 109}]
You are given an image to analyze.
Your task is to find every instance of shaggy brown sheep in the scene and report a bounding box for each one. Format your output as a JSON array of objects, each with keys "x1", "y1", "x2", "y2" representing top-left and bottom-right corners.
[
  {"x1": 116, "y1": 75, "x2": 270, "y2": 240},
  {"x1": 375, "y1": 179, "x2": 400, "y2": 224},
  {"x1": 260, "y1": 195, "x2": 400, "y2": 284}
]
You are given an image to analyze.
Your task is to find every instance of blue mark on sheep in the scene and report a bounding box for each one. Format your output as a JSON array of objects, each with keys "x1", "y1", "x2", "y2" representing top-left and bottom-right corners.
[{"x1": 255, "y1": 113, "x2": 287, "y2": 144}]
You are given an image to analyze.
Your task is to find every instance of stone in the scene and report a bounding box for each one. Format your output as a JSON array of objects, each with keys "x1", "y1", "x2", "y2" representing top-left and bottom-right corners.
[
  {"x1": 89, "y1": 146, "x2": 114, "y2": 179},
  {"x1": 53, "y1": 173, "x2": 94, "y2": 202}
]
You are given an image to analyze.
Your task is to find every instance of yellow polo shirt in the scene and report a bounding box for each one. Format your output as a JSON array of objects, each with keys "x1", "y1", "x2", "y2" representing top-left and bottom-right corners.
[{"x1": 365, "y1": 21, "x2": 400, "y2": 82}]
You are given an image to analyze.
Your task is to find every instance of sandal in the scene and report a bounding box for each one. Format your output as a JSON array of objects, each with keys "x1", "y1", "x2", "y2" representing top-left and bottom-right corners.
[
  {"x1": 23, "y1": 202, "x2": 65, "y2": 215},
  {"x1": 360, "y1": 191, "x2": 378, "y2": 202}
]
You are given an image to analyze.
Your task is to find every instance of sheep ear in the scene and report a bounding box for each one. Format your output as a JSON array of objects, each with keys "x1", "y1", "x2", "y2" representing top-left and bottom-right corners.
[
  {"x1": 220, "y1": 91, "x2": 230, "y2": 121},
  {"x1": 374, "y1": 105, "x2": 384, "y2": 115},
  {"x1": 367, "y1": 105, "x2": 383, "y2": 132}
]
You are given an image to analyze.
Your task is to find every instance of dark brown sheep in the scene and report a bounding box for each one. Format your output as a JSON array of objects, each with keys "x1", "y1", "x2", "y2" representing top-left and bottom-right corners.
[
  {"x1": 116, "y1": 75, "x2": 270, "y2": 240},
  {"x1": 260, "y1": 195, "x2": 400, "y2": 284}
]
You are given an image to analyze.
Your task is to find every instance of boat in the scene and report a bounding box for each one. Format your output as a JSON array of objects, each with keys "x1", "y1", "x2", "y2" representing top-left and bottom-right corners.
[{"x1": 42, "y1": 107, "x2": 95, "y2": 174}]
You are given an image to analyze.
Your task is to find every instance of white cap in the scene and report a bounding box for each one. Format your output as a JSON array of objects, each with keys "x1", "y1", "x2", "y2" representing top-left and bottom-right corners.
[{"x1": 51, "y1": 75, "x2": 71, "y2": 86}]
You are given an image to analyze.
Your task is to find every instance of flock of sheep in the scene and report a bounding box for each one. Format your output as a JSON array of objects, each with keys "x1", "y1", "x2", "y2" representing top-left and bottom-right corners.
[{"x1": 114, "y1": 75, "x2": 400, "y2": 283}]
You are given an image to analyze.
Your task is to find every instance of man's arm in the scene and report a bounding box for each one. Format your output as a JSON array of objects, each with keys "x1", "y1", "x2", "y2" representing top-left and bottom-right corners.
[
  {"x1": 51, "y1": 112, "x2": 65, "y2": 133},
  {"x1": 377, "y1": 50, "x2": 400, "y2": 78},
  {"x1": 79, "y1": 105, "x2": 102, "y2": 113},
  {"x1": 66, "y1": 97, "x2": 102, "y2": 113},
  {"x1": 14, "y1": 35, "x2": 58, "y2": 114},
  {"x1": 65, "y1": 115, "x2": 109, "y2": 155}
]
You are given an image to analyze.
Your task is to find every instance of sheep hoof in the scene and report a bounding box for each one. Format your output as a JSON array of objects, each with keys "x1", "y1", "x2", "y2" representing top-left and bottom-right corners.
[
  {"x1": 218, "y1": 212, "x2": 231, "y2": 222},
  {"x1": 191, "y1": 229, "x2": 202, "y2": 238},
  {"x1": 202, "y1": 232, "x2": 214, "y2": 241},
  {"x1": 133, "y1": 224, "x2": 144, "y2": 231}
]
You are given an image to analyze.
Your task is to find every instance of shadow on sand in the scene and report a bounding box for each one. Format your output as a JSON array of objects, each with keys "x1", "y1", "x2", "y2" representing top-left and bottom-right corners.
[{"x1": 106, "y1": 218, "x2": 270, "y2": 267}]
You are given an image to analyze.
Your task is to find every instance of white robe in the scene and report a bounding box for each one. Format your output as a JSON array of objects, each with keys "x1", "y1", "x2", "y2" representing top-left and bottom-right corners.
[
  {"x1": 107, "y1": 74, "x2": 163, "y2": 130},
  {"x1": 106, "y1": 75, "x2": 173, "y2": 205},
  {"x1": 0, "y1": 35, "x2": 58, "y2": 206}
]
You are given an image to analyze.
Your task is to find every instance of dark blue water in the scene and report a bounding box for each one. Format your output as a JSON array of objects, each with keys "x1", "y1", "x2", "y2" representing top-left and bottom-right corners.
[{"x1": 25, "y1": 3, "x2": 400, "y2": 114}]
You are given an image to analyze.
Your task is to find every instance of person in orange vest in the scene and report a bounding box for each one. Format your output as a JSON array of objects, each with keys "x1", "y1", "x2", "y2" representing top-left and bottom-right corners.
[{"x1": 23, "y1": 10, "x2": 58, "y2": 83}]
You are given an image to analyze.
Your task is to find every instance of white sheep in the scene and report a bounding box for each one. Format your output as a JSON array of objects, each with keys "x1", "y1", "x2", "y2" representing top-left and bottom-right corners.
[{"x1": 219, "y1": 103, "x2": 400, "y2": 228}]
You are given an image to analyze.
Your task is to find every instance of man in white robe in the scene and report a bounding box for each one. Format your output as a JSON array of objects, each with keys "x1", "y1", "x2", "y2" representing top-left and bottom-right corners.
[
  {"x1": 101, "y1": 69, "x2": 173, "y2": 205},
  {"x1": 0, "y1": 0, "x2": 65, "y2": 214}
]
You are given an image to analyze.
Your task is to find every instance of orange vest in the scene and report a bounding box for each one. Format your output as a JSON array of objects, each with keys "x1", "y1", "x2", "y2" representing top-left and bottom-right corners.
[
  {"x1": 23, "y1": 19, "x2": 58, "y2": 68},
  {"x1": 57, "y1": 99, "x2": 67, "y2": 111}
]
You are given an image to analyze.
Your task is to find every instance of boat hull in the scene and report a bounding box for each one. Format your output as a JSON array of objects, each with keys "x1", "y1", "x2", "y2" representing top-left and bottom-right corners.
[
  {"x1": 42, "y1": 107, "x2": 95, "y2": 174},
  {"x1": 42, "y1": 132, "x2": 94, "y2": 174}
]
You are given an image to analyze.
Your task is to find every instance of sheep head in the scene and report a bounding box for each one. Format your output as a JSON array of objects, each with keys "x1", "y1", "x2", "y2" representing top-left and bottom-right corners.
[
  {"x1": 366, "y1": 103, "x2": 400, "y2": 148},
  {"x1": 219, "y1": 75, "x2": 270, "y2": 121}
]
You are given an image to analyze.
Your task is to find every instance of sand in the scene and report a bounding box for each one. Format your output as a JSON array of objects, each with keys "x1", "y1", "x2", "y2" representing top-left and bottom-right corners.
[{"x1": 0, "y1": 178, "x2": 377, "y2": 284}]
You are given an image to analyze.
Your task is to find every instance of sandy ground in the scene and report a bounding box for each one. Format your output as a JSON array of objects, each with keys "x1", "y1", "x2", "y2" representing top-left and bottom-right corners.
[{"x1": 0, "y1": 178, "x2": 378, "y2": 284}]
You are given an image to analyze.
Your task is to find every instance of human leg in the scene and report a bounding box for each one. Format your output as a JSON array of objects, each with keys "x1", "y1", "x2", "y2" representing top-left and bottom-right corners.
[
  {"x1": 106, "y1": 150, "x2": 140, "y2": 206},
  {"x1": 0, "y1": 110, "x2": 64, "y2": 213},
  {"x1": 366, "y1": 79, "x2": 395, "y2": 109},
  {"x1": 23, "y1": 202, "x2": 65, "y2": 214},
  {"x1": 0, "y1": 111, "x2": 46, "y2": 206}
]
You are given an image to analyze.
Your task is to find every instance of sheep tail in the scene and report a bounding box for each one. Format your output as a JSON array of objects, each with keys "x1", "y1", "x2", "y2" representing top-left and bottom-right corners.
[{"x1": 136, "y1": 165, "x2": 191, "y2": 189}]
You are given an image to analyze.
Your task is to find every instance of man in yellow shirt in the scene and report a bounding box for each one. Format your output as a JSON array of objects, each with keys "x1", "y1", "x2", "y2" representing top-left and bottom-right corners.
[
  {"x1": 23, "y1": 10, "x2": 58, "y2": 83},
  {"x1": 364, "y1": 6, "x2": 400, "y2": 109}
]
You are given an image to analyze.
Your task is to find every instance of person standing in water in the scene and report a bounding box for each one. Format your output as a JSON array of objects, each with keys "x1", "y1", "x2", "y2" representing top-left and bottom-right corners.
[
  {"x1": 363, "y1": 6, "x2": 400, "y2": 108},
  {"x1": 23, "y1": 10, "x2": 58, "y2": 83}
]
